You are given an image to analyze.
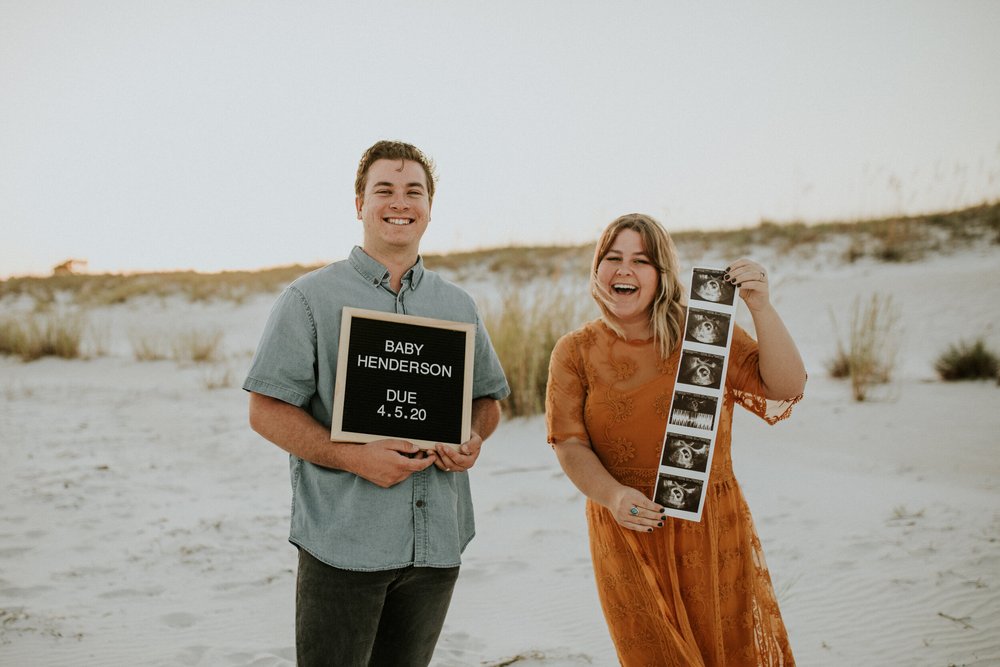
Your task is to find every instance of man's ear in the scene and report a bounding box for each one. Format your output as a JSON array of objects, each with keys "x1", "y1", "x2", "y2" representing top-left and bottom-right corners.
[{"x1": 355, "y1": 196, "x2": 363, "y2": 220}]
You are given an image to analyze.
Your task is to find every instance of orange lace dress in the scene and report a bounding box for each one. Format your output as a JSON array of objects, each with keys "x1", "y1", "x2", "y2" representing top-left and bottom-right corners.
[{"x1": 546, "y1": 319, "x2": 800, "y2": 667}]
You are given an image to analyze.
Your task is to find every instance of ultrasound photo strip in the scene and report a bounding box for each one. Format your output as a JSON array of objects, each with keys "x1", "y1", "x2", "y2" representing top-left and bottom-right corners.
[{"x1": 652, "y1": 267, "x2": 739, "y2": 522}]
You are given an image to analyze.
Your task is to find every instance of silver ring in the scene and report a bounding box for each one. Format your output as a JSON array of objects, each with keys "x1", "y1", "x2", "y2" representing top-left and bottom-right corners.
[{"x1": 629, "y1": 506, "x2": 639, "y2": 516}]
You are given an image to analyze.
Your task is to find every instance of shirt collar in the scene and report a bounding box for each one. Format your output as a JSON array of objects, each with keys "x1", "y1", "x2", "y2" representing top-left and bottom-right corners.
[{"x1": 349, "y1": 246, "x2": 425, "y2": 290}]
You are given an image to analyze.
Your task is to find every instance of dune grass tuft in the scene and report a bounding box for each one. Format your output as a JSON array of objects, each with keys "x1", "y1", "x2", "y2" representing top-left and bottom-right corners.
[
  {"x1": 483, "y1": 290, "x2": 591, "y2": 417},
  {"x1": 129, "y1": 330, "x2": 170, "y2": 361},
  {"x1": 171, "y1": 328, "x2": 224, "y2": 363},
  {"x1": 0, "y1": 312, "x2": 86, "y2": 361},
  {"x1": 828, "y1": 293, "x2": 900, "y2": 401},
  {"x1": 129, "y1": 327, "x2": 224, "y2": 363},
  {"x1": 201, "y1": 364, "x2": 234, "y2": 390},
  {"x1": 934, "y1": 338, "x2": 999, "y2": 381}
]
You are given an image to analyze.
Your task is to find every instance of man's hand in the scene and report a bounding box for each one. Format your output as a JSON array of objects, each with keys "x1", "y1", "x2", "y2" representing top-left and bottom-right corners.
[
  {"x1": 433, "y1": 432, "x2": 483, "y2": 473},
  {"x1": 346, "y1": 439, "x2": 439, "y2": 488}
]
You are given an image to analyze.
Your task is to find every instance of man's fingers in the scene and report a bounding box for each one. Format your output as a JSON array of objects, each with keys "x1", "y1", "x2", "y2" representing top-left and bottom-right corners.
[
  {"x1": 410, "y1": 454, "x2": 437, "y2": 471},
  {"x1": 435, "y1": 444, "x2": 473, "y2": 467}
]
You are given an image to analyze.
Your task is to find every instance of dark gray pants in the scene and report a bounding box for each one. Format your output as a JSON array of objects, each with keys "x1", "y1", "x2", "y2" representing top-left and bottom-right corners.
[{"x1": 295, "y1": 548, "x2": 460, "y2": 667}]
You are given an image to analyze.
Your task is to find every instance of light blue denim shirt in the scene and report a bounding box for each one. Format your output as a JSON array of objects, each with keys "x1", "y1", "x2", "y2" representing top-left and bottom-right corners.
[{"x1": 244, "y1": 246, "x2": 510, "y2": 571}]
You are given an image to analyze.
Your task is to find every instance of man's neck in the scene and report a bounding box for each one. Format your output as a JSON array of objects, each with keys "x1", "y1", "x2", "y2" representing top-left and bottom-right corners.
[{"x1": 362, "y1": 245, "x2": 418, "y2": 293}]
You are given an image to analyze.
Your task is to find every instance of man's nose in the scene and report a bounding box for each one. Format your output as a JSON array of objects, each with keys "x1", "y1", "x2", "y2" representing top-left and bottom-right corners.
[{"x1": 390, "y1": 193, "x2": 409, "y2": 209}]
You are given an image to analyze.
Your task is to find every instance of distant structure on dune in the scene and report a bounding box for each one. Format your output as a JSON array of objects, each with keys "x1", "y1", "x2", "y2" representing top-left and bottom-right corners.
[{"x1": 52, "y1": 258, "x2": 88, "y2": 276}]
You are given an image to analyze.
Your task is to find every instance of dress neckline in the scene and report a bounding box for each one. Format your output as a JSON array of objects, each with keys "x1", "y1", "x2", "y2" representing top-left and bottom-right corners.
[{"x1": 597, "y1": 318, "x2": 654, "y2": 346}]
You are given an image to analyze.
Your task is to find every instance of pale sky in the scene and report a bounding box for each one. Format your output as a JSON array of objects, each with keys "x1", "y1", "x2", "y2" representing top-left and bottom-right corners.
[{"x1": 2, "y1": 0, "x2": 999, "y2": 277}]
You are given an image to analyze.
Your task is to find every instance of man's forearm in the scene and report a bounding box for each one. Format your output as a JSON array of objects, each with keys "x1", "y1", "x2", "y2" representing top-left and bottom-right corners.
[
  {"x1": 470, "y1": 397, "x2": 501, "y2": 441},
  {"x1": 248, "y1": 392, "x2": 361, "y2": 472}
]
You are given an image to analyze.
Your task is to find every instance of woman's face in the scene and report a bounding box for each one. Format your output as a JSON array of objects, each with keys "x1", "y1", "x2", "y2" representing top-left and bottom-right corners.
[{"x1": 596, "y1": 228, "x2": 660, "y2": 334}]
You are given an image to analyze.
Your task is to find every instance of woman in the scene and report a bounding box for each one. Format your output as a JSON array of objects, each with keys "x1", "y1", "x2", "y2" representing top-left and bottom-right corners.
[{"x1": 546, "y1": 213, "x2": 806, "y2": 666}]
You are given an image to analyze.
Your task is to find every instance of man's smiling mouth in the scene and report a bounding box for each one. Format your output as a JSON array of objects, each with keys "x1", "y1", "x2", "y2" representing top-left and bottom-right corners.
[{"x1": 385, "y1": 217, "x2": 413, "y2": 226}]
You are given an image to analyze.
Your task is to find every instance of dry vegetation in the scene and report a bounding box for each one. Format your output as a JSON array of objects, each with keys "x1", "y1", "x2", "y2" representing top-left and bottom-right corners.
[
  {"x1": 2, "y1": 204, "x2": 998, "y2": 409},
  {"x1": 3, "y1": 203, "x2": 997, "y2": 308},
  {"x1": 482, "y1": 290, "x2": 593, "y2": 417},
  {"x1": 0, "y1": 312, "x2": 87, "y2": 361},
  {"x1": 828, "y1": 294, "x2": 902, "y2": 401},
  {"x1": 934, "y1": 339, "x2": 1000, "y2": 381},
  {"x1": 0, "y1": 264, "x2": 319, "y2": 309}
]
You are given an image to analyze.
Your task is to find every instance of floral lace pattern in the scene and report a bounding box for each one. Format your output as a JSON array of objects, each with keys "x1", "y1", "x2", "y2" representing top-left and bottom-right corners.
[{"x1": 547, "y1": 319, "x2": 800, "y2": 665}]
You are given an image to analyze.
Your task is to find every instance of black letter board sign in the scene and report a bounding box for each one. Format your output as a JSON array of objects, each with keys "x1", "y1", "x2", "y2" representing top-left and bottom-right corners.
[{"x1": 331, "y1": 307, "x2": 475, "y2": 448}]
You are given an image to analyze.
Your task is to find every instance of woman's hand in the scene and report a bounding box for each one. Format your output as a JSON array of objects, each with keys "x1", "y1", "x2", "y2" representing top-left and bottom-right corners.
[
  {"x1": 726, "y1": 258, "x2": 770, "y2": 313},
  {"x1": 609, "y1": 485, "x2": 665, "y2": 532}
]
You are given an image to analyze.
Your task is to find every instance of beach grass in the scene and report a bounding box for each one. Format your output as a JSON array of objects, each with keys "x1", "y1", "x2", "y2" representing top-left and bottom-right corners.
[
  {"x1": 171, "y1": 328, "x2": 224, "y2": 363},
  {"x1": 934, "y1": 338, "x2": 1000, "y2": 381},
  {"x1": 0, "y1": 312, "x2": 87, "y2": 361},
  {"x1": 828, "y1": 293, "x2": 901, "y2": 401},
  {"x1": 3, "y1": 202, "x2": 997, "y2": 308},
  {"x1": 482, "y1": 289, "x2": 591, "y2": 417}
]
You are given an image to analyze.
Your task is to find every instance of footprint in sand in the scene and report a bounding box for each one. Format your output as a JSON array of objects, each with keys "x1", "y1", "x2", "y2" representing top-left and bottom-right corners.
[
  {"x1": 0, "y1": 546, "x2": 33, "y2": 559},
  {"x1": 162, "y1": 611, "x2": 198, "y2": 628},
  {"x1": 99, "y1": 586, "x2": 165, "y2": 599}
]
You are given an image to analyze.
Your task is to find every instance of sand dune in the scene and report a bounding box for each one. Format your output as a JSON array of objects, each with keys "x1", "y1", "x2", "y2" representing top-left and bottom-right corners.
[{"x1": 1, "y1": 238, "x2": 998, "y2": 665}]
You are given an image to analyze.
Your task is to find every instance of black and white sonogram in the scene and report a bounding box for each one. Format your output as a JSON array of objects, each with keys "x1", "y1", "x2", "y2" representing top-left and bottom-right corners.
[
  {"x1": 668, "y1": 391, "x2": 718, "y2": 431},
  {"x1": 655, "y1": 474, "x2": 704, "y2": 512},
  {"x1": 677, "y1": 350, "x2": 725, "y2": 389},
  {"x1": 684, "y1": 308, "x2": 731, "y2": 348},
  {"x1": 661, "y1": 433, "x2": 711, "y2": 472},
  {"x1": 690, "y1": 269, "x2": 736, "y2": 306}
]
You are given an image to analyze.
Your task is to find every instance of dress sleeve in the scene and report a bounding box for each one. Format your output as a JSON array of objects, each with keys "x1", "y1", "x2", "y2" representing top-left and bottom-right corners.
[
  {"x1": 545, "y1": 332, "x2": 591, "y2": 444},
  {"x1": 726, "y1": 325, "x2": 802, "y2": 425}
]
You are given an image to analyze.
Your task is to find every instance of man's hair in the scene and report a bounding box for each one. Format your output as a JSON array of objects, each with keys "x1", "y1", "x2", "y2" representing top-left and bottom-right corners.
[
  {"x1": 355, "y1": 140, "x2": 437, "y2": 203},
  {"x1": 590, "y1": 213, "x2": 687, "y2": 359}
]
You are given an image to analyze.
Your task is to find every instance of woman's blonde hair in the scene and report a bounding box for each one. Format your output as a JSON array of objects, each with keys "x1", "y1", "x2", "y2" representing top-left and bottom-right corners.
[{"x1": 590, "y1": 213, "x2": 687, "y2": 359}]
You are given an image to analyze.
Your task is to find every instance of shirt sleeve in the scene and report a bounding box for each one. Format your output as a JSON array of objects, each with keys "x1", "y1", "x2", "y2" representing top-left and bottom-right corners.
[
  {"x1": 545, "y1": 332, "x2": 590, "y2": 444},
  {"x1": 242, "y1": 286, "x2": 318, "y2": 407},
  {"x1": 725, "y1": 325, "x2": 802, "y2": 425},
  {"x1": 472, "y1": 309, "x2": 511, "y2": 401}
]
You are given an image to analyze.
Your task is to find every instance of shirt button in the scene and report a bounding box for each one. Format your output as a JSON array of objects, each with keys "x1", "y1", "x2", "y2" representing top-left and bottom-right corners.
[{"x1": 415, "y1": 500, "x2": 425, "y2": 508}]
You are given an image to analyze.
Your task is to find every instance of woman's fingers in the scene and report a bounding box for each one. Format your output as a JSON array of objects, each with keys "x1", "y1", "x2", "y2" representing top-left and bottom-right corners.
[
  {"x1": 725, "y1": 258, "x2": 771, "y2": 312},
  {"x1": 616, "y1": 493, "x2": 666, "y2": 532},
  {"x1": 724, "y1": 259, "x2": 767, "y2": 287}
]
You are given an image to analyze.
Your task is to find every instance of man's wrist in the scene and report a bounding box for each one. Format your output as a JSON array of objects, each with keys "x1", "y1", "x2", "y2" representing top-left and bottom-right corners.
[{"x1": 324, "y1": 440, "x2": 361, "y2": 474}]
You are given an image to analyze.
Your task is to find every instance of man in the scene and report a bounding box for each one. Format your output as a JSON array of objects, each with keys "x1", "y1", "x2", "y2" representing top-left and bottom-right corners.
[{"x1": 244, "y1": 140, "x2": 509, "y2": 666}]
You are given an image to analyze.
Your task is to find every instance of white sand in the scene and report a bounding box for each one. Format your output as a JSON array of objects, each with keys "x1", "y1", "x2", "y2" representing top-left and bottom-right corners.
[{"x1": 1, "y1": 243, "x2": 998, "y2": 666}]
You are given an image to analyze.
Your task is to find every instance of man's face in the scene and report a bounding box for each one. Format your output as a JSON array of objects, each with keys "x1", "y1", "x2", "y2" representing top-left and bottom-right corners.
[{"x1": 356, "y1": 159, "x2": 432, "y2": 258}]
